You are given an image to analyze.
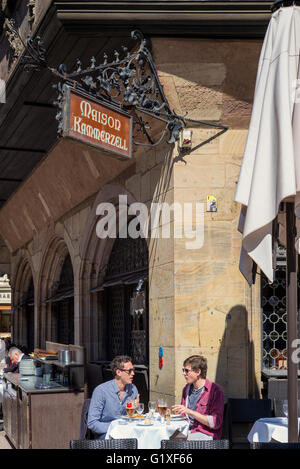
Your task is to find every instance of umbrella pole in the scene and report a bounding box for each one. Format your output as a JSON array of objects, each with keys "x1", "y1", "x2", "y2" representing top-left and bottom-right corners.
[{"x1": 286, "y1": 202, "x2": 299, "y2": 442}]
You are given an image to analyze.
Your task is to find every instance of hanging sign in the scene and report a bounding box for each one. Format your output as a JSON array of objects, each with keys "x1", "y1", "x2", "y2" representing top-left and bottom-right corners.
[{"x1": 62, "y1": 85, "x2": 133, "y2": 160}]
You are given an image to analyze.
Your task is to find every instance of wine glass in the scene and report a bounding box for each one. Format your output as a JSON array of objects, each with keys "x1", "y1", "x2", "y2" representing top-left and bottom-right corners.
[
  {"x1": 283, "y1": 399, "x2": 288, "y2": 417},
  {"x1": 125, "y1": 398, "x2": 135, "y2": 422},
  {"x1": 148, "y1": 401, "x2": 156, "y2": 419},
  {"x1": 136, "y1": 403, "x2": 144, "y2": 420}
]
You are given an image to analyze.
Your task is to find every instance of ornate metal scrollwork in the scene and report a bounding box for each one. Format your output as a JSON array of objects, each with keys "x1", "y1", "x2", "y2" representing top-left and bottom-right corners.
[{"x1": 8, "y1": 23, "x2": 228, "y2": 150}]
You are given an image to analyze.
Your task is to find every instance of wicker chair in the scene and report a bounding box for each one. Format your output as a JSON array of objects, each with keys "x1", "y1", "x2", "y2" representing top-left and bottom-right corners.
[
  {"x1": 227, "y1": 398, "x2": 272, "y2": 449},
  {"x1": 251, "y1": 442, "x2": 300, "y2": 450},
  {"x1": 160, "y1": 439, "x2": 229, "y2": 449},
  {"x1": 70, "y1": 438, "x2": 138, "y2": 449}
]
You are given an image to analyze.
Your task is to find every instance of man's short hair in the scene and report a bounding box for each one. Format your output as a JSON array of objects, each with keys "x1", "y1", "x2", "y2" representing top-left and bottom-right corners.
[
  {"x1": 110, "y1": 355, "x2": 133, "y2": 377},
  {"x1": 8, "y1": 347, "x2": 22, "y2": 357},
  {"x1": 183, "y1": 355, "x2": 207, "y2": 379}
]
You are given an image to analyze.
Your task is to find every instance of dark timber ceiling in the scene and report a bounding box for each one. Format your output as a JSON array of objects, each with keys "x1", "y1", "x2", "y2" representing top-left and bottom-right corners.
[{"x1": 0, "y1": 7, "x2": 136, "y2": 210}]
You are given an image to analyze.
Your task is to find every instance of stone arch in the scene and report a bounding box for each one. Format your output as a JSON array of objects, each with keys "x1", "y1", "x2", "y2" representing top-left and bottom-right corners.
[
  {"x1": 12, "y1": 250, "x2": 35, "y2": 349},
  {"x1": 79, "y1": 183, "x2": 140, "y2": 360},
  {"x1": 37, "y1": 236, "x2": 75, "y2": 348}
]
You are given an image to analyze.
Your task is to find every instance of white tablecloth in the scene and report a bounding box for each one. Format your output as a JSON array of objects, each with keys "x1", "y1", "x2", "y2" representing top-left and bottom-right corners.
[
  {"x1": 106, "y1": 417, "x2": 189, "y2": 449},
  {"x1": 248, "y1": 418, "x2": 300, "y2": 443}
]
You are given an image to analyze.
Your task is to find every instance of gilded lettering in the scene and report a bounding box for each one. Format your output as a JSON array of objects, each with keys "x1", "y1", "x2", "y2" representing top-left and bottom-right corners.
[
  {"x1": 115, "y1": 137, "x2": 121, "y2": 148},
  {"x1": 86, "y1": 125, "x2": 94, "y2": 138},
  {"x1": 91, "y1": 109, "x2": 99, "y2": 122},
  {"x1": 115, "y1": 119, "x2": 121, "y2": 131},
  {"x1": 73, "y1": 116, "x2": 82, "y2": 132},
  {"x1": 80, "y1": 100, "x2": 91, "y2": 118},
  {"x1": 101, "y1": 113, "x2": 107, "y2": 126},
  {"x1": 108, "y1": 116, "x2": 114, "y2": 129},
  {"x1": 94, "y1": 128, "x2": 101, "y2": 140}
]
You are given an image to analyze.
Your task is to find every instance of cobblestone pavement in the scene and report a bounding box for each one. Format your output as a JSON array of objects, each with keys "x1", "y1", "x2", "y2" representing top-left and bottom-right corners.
[
  {"x1": 0, "y1": 420, "x2": 13, "y2": 449},
  {"x1": 0, "y1": 431, "x2": 13, "y2": 449}
]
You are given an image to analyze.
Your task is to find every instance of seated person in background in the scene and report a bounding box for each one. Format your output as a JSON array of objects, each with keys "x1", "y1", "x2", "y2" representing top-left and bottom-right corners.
[
  {"x1": 87, "y1": 355, "x2": 139, "y2": 439},
  {"x1": 172, "y1": 355, "x2": 224, "y2": 440},
  {"x1": 3, "y1": 347, "x2": 31, "y2": 373}
]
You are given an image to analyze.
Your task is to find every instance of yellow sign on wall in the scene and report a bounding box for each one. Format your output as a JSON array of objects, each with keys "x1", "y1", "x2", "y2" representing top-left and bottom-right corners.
[{"x1": 206, "y1": 195, "x2": 217, "y2": 212}]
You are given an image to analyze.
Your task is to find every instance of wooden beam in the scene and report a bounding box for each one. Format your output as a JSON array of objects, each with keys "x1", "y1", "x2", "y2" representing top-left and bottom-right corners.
[{"x1": 0, "y1": 147, "x2": 47, "y2": 153}]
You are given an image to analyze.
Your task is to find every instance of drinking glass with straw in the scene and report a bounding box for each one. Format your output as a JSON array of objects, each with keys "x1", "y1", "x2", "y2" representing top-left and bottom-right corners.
[{"x1": 125, "y1": 398, "x2": 135, "y2": 423}]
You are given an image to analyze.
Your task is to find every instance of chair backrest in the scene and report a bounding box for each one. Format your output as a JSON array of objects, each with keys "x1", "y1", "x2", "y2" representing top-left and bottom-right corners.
[
  {"x1": 160, "y1": 439, "x2": 229, "y2": 449},
  {"x1": 251, "y1": 442, "x2": 300, "y2": 450},
  {"x1": 267, "y1": 379, "x2": 300, "y2": 400},
  {"x1": 70, "y1": 438, "x2": 138, "y2": 449},
  {"x1": 273, "y1": 398, "x2": 300, "y2": 417},
  {"x1": 227, "y1": 398, "x2": 272, "y2": 448},
  {"x1": 86, "y1": 363, "x2": 104, "y2": 398},
  {"x1": 79, "y1": 398, "x2": 91, "y2": 440},
  {"x1": 227, "y1": 398, "x2": 272, "y2": 423}
]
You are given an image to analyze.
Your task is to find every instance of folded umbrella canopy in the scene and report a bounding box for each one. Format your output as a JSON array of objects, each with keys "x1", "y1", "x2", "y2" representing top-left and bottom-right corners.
[{"x1": 235, "y1": 2, "x2": 300, "y2": 442}]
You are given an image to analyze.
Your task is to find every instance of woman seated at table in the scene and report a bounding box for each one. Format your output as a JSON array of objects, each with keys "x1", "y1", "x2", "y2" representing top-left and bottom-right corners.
[
  {"x1": 87, "y1": 355, "x2": 139, "y2": 439},
  {"x1": 172, "y1": 355, "x2": 224, "y2": 440}
]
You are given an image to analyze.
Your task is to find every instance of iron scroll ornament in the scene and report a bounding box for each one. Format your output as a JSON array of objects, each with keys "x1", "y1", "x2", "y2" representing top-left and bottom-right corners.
[{"x1": 10, "y1": 26, "x2": 228, "y2": 151}]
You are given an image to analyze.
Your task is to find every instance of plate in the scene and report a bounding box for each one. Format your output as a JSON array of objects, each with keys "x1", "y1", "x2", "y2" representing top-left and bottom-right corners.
[
  {"x1": 137, "y1": 422, "x2": 153, "y2": 426},
  {"x1": 171, "y1": 414, "x2": 186, "y2": 420},
  {"x1": 120, "y1": 415, "x2": 145, "y2": 420}
]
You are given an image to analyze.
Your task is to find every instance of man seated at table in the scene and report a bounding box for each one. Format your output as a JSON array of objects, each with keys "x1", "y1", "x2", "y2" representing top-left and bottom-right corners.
[
  {"x1": 87, "y1": 355, "x2": 139, "y2": 439},
  {"x1": 172, "y1": 355, "x2": 224, "y2": 440},
  {"x1": 3, "y1": 346, "x2": 31, "y2": 373}
]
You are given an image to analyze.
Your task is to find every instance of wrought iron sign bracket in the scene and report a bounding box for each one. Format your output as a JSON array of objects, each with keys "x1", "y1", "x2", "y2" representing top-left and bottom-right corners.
[{"x1": 11, "y1": 26, "x2": 228, "y2": 153}]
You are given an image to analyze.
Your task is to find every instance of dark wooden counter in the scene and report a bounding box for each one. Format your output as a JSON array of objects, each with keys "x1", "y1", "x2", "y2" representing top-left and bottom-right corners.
[{"x1": 2, "y1": 373, "x2": 84, "y2": 449}]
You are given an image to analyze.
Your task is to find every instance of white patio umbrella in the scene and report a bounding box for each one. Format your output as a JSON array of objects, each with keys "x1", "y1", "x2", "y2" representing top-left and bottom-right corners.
[{"x1": 235, "y1": 1, "x2": 300, "y2": 442}]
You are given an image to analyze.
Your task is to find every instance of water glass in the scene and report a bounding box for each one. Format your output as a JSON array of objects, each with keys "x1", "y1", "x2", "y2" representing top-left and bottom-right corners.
[
  {"x1": 136, "y1": 403, "x2": 144, "y2": 419},
  {"x1": 148, "y1": 401, "x2": 156, "y2": 418},
  {"x1": 282, "y1": 399, "x2": 288, "y2": 417}
]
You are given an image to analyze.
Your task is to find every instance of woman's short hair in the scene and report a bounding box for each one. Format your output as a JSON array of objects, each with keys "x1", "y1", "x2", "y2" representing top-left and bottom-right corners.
[
  {"x1": 110, "y1": 355, "x2": 133, "y2": 377},
  {"x1": 183, "y1": 355, "x2": 207, "y2": 379}
]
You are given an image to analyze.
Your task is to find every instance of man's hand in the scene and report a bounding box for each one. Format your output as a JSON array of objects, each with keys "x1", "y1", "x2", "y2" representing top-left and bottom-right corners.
[
  {"x1": 134, "y1": 394, "x2": 140, "y2": 407},
  {"x1": 172, "y1": 404, "x2": 190, "y2": 415}
]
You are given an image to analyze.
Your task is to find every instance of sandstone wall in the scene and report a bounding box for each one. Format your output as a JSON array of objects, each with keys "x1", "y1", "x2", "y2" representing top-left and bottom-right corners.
[{"x1": 8, "y1": 36, "x2": 263, "y2": 402}]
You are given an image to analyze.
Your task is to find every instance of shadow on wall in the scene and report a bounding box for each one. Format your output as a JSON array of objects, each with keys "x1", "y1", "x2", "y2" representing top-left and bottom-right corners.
[{"x1": 215, "y1": 305, "x2": 260, "y2": 400}]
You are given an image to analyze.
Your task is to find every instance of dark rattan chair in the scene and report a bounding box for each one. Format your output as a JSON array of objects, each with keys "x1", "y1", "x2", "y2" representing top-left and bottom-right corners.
[
  {"x1": 227, "y1": 398, "x2": 272, "y2": 449},
  {"x1": 160, "y1": 439, "x2": 229, "y2": 449},
  {"x1": 70, "y1": 438, "x2": 138, "y2": 449},
  {"x1": 251, "y1": 442, "x2": 300, "y2": 449}
]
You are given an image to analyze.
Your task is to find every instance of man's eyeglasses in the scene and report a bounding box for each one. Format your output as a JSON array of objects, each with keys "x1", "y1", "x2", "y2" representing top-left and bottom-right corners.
[
  {"x1": 118, "y1": 368, "x2": 135, "y2": 374},
  {"x1": 182, "y1": 368, "x2": 193, "y2": 374}
]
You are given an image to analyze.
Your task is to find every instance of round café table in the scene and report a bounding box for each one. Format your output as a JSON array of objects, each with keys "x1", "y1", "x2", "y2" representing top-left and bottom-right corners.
[
  {"x1": 106, "y1": 416, "x2": 189, "y2": 449},
  {"x1": 247, "y1": 417, "x2": 300, "y2": 443}
]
